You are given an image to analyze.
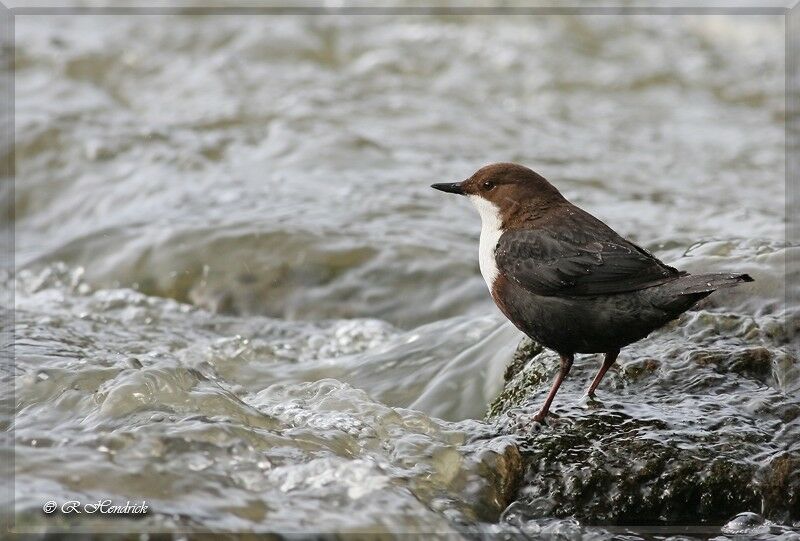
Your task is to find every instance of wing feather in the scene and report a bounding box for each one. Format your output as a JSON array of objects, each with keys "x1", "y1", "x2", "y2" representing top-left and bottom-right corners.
[{"x1": 495, "y1": 223, "x2": 682, "y2": 297}]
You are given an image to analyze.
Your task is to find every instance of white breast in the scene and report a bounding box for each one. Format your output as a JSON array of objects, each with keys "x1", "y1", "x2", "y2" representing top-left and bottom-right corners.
[{"x1": 469, "y1": 195, "x2": 503, "y2": 290}]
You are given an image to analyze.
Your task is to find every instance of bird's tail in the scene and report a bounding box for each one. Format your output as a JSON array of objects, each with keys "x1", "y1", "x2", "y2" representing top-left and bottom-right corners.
[{"x1": 675, "y1": 273, "x2": 754, "y2": 295}]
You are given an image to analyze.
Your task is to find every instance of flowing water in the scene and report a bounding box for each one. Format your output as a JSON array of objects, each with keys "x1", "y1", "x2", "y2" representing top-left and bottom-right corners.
[{"x1": 6, "y1": 7, "x2": 798, "y2": 538}]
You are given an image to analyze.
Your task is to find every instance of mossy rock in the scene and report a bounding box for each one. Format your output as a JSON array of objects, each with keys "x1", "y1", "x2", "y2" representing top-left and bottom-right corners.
[
  {"x1": 757, "y1": 453, "x2": 800, "y2": 522},
  {"x1": 485, "y1": 339, "x2": 546, "y2": 420},
  {"x1": 487, "y1": 336, "x2": 800, "y2": 525}
]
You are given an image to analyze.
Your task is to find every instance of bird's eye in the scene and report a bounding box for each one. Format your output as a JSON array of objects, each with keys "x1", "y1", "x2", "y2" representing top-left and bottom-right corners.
[{"x1": 482, "y1": 181, "x2": 495, "y2": 191}]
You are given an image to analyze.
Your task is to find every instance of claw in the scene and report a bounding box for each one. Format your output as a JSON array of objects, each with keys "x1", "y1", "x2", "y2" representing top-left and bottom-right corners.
[{"x1": 580, "y1": 393, "x2": 604, "y2": 409}]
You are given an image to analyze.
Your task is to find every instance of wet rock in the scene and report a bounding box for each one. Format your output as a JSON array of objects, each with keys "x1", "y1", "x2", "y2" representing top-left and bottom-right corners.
[
  {"x1": 459, "y1": 438, "x2": 524, "y2": 522},
  {"x1": 757, "y1": 454, "x2": 800, "y2": 523},
  {"x1": 619, "y1": 356, "x2": 662, "y2": 383},
  {"x1": 721, "y1": 511, "x2": 798, "y2": 536},
  {"x1": 485, "y1": 339, "x2": 546, "y2": 420},
  {"x1": 722, "y1": 511, "x2": 765, "y2": 534},
  {"x1": 487, "y1": 336, "x2": 800, "y2": 526},
  {"x1": 126, "y1": 357, "x2": 143, "y2": 369},
  {"x1": 511, "y1": 412, "x2": 760, "y2": 523},
  {"x1": 688, "y1": 346, "x2": 774, "y2": 381}
]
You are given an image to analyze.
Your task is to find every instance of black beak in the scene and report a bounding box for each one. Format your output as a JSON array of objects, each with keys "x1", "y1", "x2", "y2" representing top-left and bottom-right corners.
[{"x1": 430, "y1": 182, "x2": 466, "y2": 195}]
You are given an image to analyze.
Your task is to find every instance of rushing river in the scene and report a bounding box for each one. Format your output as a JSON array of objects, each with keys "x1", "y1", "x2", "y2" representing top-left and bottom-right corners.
[{"x1": 7, "y1": 6, "x2": 798, "y2": 538}]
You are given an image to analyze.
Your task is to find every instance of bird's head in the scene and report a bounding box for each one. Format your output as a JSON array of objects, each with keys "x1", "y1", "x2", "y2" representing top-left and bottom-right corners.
[{"x1": 431, "y1": 163, "x2": 564, "y2": 225}]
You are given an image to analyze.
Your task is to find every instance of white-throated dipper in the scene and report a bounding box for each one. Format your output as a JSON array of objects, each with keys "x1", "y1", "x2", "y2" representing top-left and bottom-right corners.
[{"x1": 432, "y1": 163, "x2": 753, "y2": 422}]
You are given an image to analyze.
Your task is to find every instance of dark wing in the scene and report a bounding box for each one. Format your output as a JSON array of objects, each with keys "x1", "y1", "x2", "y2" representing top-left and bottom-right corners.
[{"x1": 495, "y1": 224, "x2": 683, "y2": 297}]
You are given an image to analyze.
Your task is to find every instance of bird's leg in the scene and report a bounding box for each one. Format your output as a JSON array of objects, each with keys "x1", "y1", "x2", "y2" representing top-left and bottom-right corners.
[
  {"x1": 585, "y1": 349, "x2": 620, "y2": 398},
  {"x1": 532, "y1": 353, "x2": 574, "y2": 423}
]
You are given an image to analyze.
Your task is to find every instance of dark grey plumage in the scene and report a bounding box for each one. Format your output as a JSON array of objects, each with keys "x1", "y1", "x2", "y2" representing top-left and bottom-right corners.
[{"x1": 492, "y1": 204, "x2": 752, "y2": 354}]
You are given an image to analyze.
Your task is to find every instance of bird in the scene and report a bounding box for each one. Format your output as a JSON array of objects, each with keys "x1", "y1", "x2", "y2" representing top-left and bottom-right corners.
[{"x1": 431, "y1": 163, "x2": 753, "y2": 423}]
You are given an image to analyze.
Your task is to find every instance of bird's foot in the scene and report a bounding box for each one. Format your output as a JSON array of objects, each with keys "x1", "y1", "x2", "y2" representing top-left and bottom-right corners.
[
  {"x1": 510, "y1": 411, "x2": 549, "y2": 432},
  {"x1": 579, "y1": 392, "x2": 604, "y2": 408},
  {"x1": 529, "y1": 410, "x2": 549, "y2": 427}
]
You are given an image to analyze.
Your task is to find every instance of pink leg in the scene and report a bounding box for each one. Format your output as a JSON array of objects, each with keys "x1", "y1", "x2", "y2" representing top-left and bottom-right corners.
[
  {"x1": 532, "y1": 353, "x2": 574, "y2": 422},
  {"x1": 585, "y1": 350, "x2": 619, "y2": 397}
]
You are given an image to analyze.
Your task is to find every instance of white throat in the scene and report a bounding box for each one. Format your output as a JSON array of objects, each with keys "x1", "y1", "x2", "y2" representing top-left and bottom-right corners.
[{"x1": 468, "y1": 195, "x2": 503, "y2": 290}]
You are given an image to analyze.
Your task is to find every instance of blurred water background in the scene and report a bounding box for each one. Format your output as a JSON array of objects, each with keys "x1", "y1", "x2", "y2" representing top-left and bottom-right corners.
[{"x1": 5, "y1": 5, "x2": 798, "y2": 537}]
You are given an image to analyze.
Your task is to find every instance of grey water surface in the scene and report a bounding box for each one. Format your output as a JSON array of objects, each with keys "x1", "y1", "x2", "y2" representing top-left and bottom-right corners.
[{"x1": 7, "y1": 8, "x2": 798, "y2": 538}]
